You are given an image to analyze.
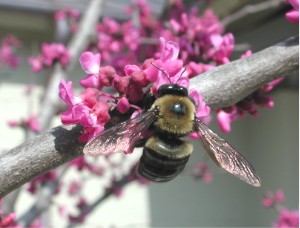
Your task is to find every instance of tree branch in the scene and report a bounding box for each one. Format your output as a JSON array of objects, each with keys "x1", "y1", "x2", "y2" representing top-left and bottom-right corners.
[
  {"x1": 189, "y1": 36, "x2": 299, "y2": 108},
  {"x1": 0, "y1": 36, "x2": 298, "y2": 198},
  {"x1": 220, "y1": 0, "x2": 285, "y2": 27}
]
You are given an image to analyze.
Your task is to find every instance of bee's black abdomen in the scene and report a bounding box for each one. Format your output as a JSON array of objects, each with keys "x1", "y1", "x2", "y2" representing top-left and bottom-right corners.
[
  {"x1": 158, "y1": 84, "x2": 188, "y2": 97},
  {"x1": 137, "y1": 136, "x2": 192, "y2": 182},
  {"x1": 138, "y1": 148, "x2": 190, "y2": 182}
]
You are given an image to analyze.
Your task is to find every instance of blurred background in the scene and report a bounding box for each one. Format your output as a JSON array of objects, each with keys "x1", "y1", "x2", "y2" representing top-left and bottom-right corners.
[{"x1": 0, "y1": 0, "x2": 298, "y2": 227}]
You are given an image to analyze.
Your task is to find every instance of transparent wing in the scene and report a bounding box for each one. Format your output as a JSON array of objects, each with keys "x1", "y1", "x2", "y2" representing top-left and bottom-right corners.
[
  {"x1": 195, "y1": 118, "x2": 261, "y2": 187},
  {"x1": 83, "y1": 110, "x2": 156, "y2": 156}
]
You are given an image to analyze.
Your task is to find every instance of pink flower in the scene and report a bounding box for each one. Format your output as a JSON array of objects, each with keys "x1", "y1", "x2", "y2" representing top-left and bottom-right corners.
[
  {"x1": 68, "y1": 157, "x2": 91, "y2": 171},
  {"x1": 216, "y1": 109, "x2": 236, "y2": 133},
  {"x1": 41, "y1": 43, "x2": 70, "y2": 67},
  {"x1": 274, "y1": 209, "x2": 299, "y2": 228},
  {"x1": 28, "y1": 56, "x2": 43, "y2": 73},
  {"x1": 0, "y1": 213, "x2": 20, "y2": 227},
  {"x1": 262, "y1": 198, "x2": 274, "y2": 208},
  {"x1": 116, "y1": 97, "x2": 130, "y2": 113},
  {"x1": 68, "y1": 181, "x2": 83, "y2": 195},
  {"x1": 261, "y1": 77, "x2": 285, "y2": 93},
  {"x1": 26, "y1": 115, "x2": 40, "y2": 132},
  {"x1": 0, "y1": 35, "x2": 21, "y2": 69},
  {"x1": 80, "y1": 52, "x2": 101, "y2": 74},
  {"x1": 59, "y1": 80, "x2": 111, "y2": 142},
  {"x1": 28, "y1": 43, "x2": 70, "y2": 73},
  {"x1": 68, "y1": 197, "x2": 89, "y2": 224},
  {"x1": 286, "y1": 0, "x2": 299, "y2": 23},
  {"x1": 7, "y1": 114, "x2": 40, "y2": 132},
  {"x1": 145, "y1": 37, "x2": 183, "y2": 90},
  {"x1": 274, "y1": 190, "x2": 285, "y2": 204},
  {"x1": 79, "y1": 52, "x2": 116, "y2": 89},
  {"x1": 189, "y1": 89, "x2": 210, "y2": 119},
  {"x1": 186, "y1": 62, "x2": 214, "y2": 77},
  {"x1": 209, "y1": 33, "x2": 235, "y2": 64},
  {"x1": 55, "y1": 8, "x2": 80, "y2": 21},
  {"x1": 261, "y1": 190, "x2": 286, "y2": 208},
  {"x1": 27, "y1": 171, "x2": 57, "y2": 194},
  {"x1": 240, "y1": 50, "x2": 253, "y2": 59},
  {"x1": 191, "y1": 162, "x2": 212, "y2": 184}
]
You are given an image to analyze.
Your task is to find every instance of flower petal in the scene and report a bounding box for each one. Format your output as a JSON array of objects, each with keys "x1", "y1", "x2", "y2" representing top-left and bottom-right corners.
[{"x1": 79, "y1": 52, "x2": 101, "y2": 74}]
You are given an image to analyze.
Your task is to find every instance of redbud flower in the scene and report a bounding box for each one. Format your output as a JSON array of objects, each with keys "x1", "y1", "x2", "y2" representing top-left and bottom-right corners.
[
  {"x1": 0, "y1": 213, "x2": 19, "y2": 227},
  {"x1": 145, "y1": 37, "x2": 183, "y2": 84},
  {"x1": 209, "y1": 33, "x2": 235, "y2": 64},
  {"x1": 28, "y1": 56, "x2": 43, "y2": 73},
  {"x1": 80, "y1": 52, "x2": 101, "y2": 74},
  {"x1": 116, "y1": 97, "x2": 130, "y2": 113},
  {"x1": 286, "y1": 0, "x2": 299, "y2": 24},
  {"x1": 0, "y1": 35, "x2": 21, "y2": 69},
  {"x1": 274, "y1": 209, "x2": 299, "y2": 228},
  {"x1": 28, "y1": 43, "x2": 70, "y2": 73},
  {"x1": 7, "y1": 115, "x2": 40, "y2": 132},
  {"x1": 80, "y1": 52, "x2": 117, "y2": 89},
  {"x1": 68, "y1": 181, "x2": 83, "y2": 195},
  {"x1": 27, "y1": 171, "x2": 57, "y2": 194},
  {"x1": 68, "y1": 157, "x2": 91, "y2": 171},
  {"x1": 54, "y1": 8, "x2": 80, "y2": 21},
  {"x1": 191, "y1": 162, "x2": 212, "y2": 184},
  {"x1": 216, "y1": 109, "x2": 237, "y2": 133},
  {"x1": 189, "y1": 89, "x2": 210, "y2": 119},
  {"x1": 59, "y1": 80, "x2": 111, "y2": 142},
  {"x1": 261, "y1": 190, "x2": 286, "y2": 208}
]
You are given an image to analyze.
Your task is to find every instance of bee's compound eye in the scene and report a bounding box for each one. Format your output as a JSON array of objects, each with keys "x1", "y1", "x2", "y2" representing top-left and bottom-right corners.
[{"x1": 170, "y1": 102, "x2": 187, "y2": 116}]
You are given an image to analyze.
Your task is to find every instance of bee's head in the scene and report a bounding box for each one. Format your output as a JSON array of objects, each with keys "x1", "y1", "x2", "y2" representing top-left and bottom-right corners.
[{"x1": 157, "y1": 84, "x2": 188, "y2": 97}]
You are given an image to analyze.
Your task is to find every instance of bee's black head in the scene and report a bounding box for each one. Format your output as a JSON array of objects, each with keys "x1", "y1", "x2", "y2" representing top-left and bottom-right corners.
[{"x1": 157, "y1": 84, "x2": 188, "y2": 97}]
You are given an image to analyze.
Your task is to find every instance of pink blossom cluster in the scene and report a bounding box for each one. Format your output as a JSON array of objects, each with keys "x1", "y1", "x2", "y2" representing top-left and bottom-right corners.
[
  {"x1": 27, "y1": 170, "x2": 58, "y2": 194},
  {"x1": 0, "y1": 35, "x2": 21, "y2": 69},
  {"x1": 261, "y1": 190, "x2": 299, "y2": 228},
  {"x1": 274, "y1": 209, "x2": 299, "y2": 228},
  {"x1": 79, "y1": 0, "x2": 283, "y2": 133},
  {"x1": 68, "y1": 197, "x2": 89, "y2": 224},
  {"x1": 191, "y1": 162, "x2": 212, "y2": 184},
  {"x1": 63, "y1": 161, "x2": 148, "y2": 224},
  {"x1": 96, "y1": 17, "x2": 141, "y2": 72},
  {"x1": 54, "y1": 8, "x2": 80, "y2": 33},
  {"x1": 286, "y1": 0, "x2": 299, "y2": 23},
  {"x1": 54, "y1": 8, "x2": 80, "y2": 21},
  {"x1": 59, "y1": 37, "x2": 210, "y2": 142},
  {"x1": 216, "y1": 51, "x2": 284, "y2": 132},
  {"x1": 68, "y1": 157, "x2": 105, "y2": 176},
  {"x1": 0, "y1": 212, "x2": 20, "y2": 228},
  {"x1": 7, "y1": 114, "x2": 40, "y2": 133},
  {"x1": 28, "y1": 43, "x2": 70, "y2": 73},
  {"x1": 261, "y1": 189, "x2": 285, "y2": 208}
]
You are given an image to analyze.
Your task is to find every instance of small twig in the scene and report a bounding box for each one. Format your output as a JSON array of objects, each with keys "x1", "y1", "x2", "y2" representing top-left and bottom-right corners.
[
  {"x1": 36, "y1": 0, "x2": 105, "y2": 132},
  {"x1": 221, "y1": 0, "x2": 285, "y2": 27},
  {"x1": 17, "y1": 166, "x2": 68, "y2": 227},
  {"x1": 67, "y1": 167, "x2": 137, "y2": 227}
]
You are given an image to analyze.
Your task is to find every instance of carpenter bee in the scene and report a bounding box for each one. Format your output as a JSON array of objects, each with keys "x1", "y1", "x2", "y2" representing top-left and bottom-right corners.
[{"x1": 83, "y1": 81, "x2": 261, "y2": 187}]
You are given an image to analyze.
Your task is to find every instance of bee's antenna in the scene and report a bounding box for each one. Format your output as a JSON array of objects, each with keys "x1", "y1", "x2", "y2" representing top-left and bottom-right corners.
[
  {"x1": 175, "y1": 67, "x2": 187, "y2": 85},
  {"x1": 151, "y1": 62, "x2": 171, "y2": 84}
]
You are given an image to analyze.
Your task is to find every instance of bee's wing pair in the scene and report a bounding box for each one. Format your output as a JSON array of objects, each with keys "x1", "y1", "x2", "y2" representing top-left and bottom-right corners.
[
  {"x1": 83, "y1": 110, "x2": 157, "y2": 156},
  {"x1": 83, "y1": 111, "x2": 261, "y2": 187}
]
